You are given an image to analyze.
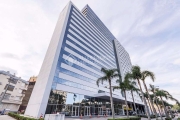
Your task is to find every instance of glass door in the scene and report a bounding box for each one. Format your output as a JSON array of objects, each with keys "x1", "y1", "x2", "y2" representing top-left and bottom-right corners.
[
  {"x1": 84, "y1": 106, "x2": 91, "y2": 116},
  {"x1": 72, "y1": 106, "x2": 79, "y2": 116},
  {"x1": 106, "y1": 108, "x2": 111, "y2": 116},
  {"x1": 98, "y1": 107, "x2": 103, "y2": 115}
]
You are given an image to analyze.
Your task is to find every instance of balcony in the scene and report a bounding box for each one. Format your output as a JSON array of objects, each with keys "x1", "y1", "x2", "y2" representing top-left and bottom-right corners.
[
  {"x1": 2, "y1": 99, "x2": 22, "y2": 105},
  {"x1": 20, "y1": 86, "x2": 28, "y2": 90}
]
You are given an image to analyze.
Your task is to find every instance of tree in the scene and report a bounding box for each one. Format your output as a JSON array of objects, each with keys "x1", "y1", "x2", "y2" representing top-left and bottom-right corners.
[
  {"x1": 96, "y1": 68, "x2": 119, "y2": 119},
  {"x1": 155, "y1": 89, "x2": 174, "y2": 118},
  {"x1": 143, "y1": 92, "x2": 153, "y2": 115},
  {"x1": 124, "y1": 73, "x2": 139, "y2": 115},
  {"x1": 141, "y1": 71, "x2": 157, "y2": 116},
  {"x1": 172, "y1": 104, "x2": 180, "y2": 111},
  {"x1": 149, "y1": 84, "x2": 163, "y2": 120},
  {"x1": 126, "y1": 66, "x2": 151, "y2": 120},
  {"x1": 113, "y1": 78, "x2": 130, "y2": 118}
]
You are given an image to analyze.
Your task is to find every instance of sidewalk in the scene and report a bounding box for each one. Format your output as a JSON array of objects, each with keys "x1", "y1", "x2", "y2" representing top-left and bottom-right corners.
[
  {"x1": 0, "y1": 115, "x2": 15, "y2": 120},
  {"x1": 65, "y1": 116, "x2": 167, "y2": 120},
  {"x1": 65, "y1": 116, "x2": 131, "y2": 120}
]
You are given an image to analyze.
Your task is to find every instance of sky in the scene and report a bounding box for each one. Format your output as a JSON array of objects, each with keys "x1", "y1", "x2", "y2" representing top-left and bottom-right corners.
[{"x1": 0, "y1": 0, "x2": 180, "y2": 103}]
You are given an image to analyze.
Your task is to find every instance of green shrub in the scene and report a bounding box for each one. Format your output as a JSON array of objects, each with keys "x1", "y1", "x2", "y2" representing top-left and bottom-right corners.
[
  {"x1": 138, "y1": 114, "x2": 156, "y2": 118},
  {"x1": 8, "y1": 112, "x2": 44, "y2": 120},
  {"x1": 108, "y1": 117, "x2": 141, "y2": 120},
  {"x1": 177, "y1": 118, "x2": 180, "y2": 120},
  {"x1": 165, "y1": 118, "x2": 172, "y2": 120},
  {"x1": 138, "y1": 115, "x2": 148, "y2": 118}
]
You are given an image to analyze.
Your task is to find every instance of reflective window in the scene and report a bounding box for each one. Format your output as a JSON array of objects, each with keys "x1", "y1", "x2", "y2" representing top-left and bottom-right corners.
[{"x1": 45, "y1": 90, "x2": 125, "y2": 116}]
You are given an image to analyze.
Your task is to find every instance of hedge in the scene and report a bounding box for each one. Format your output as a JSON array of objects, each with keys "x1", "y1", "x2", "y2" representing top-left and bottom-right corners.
[
  {"x1": 138, "y1": 115, "x2": 156, "y2": 118},
  {"x1": 8, "y1": 112, "x2": 44, "y2": 120},
  {"x1": 108, "y1": 117, "x2": 141, "y2": 120},
  {"x1": 165, "y1": 118, "x2": 172, "y2": 120}
]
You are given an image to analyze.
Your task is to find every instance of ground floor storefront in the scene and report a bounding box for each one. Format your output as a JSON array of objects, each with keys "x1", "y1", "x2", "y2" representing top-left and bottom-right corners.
[
  {"x1": 45, "y1": 90, "x2": 145, "y2": 117},
  {"x1": 0, "y1": 103, "x2": 20, "y2": 112}
]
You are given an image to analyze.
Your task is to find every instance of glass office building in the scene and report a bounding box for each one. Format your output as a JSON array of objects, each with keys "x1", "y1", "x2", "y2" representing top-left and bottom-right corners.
[{"x1": 25, "y1": 2, "x2": 145, "y2": 118}]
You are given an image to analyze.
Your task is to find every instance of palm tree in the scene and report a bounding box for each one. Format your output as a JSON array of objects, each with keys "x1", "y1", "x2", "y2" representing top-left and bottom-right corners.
[
  {"x1": 124, "y1": 73, "x2": 139, "y2": 115},
  {"x1": 129, "y1": 84, "x2": 139, "y2": 115},
  {"x1": 153, "y1": 97, "x2": 163, "y2": 120},
  {"x1": 113, "y1": 78, "x2": 130, "y2": 118},
  {"x1": 155, "y1": 89, "x2": 172, "y2": 118},
  {"x1": 126, "y1": 66, "x2": 151, "y2": 120},
  {"x1": 143, "y1": 92, "x2": 153, "y2": 114},
  {"x1": 149, "y1": 84, "x2": 163, "y2": 120},
  {"x1": 141, "y1": 71, "x2": 157, "y2": 116},
  {"x1": 96, "y1": 68, "x2": 119, "y2": 119}
]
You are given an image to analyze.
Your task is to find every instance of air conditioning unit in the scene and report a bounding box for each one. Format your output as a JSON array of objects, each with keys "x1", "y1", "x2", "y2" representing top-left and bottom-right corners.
[{"x1": 0, "y1": 82, "x2": 2, "y2": 85}]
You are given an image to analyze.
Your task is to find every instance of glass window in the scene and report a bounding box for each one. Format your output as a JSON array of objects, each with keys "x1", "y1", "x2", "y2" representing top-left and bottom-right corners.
[
  {"x1": 47, "y1": 90, "x2": 66, "y2": 105},
  {"x1": 4, "y1": 84, "x2": 15, "y2": 91},
  {"x1": 0, "y1": 92, "x2": 11, "y2": 100}
]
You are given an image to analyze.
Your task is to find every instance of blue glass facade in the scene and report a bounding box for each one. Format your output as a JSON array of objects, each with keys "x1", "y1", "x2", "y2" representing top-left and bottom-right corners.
[
  {"x1": 44, "y1": 3, "x2": 145, "y2": 117},
  {"x1": 51, "y1": 5, "x2": 118, "y2": 94}
]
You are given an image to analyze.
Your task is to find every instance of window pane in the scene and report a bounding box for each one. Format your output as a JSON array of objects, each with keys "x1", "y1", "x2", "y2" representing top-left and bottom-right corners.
[{"x1": 4, "y1": 84, "x2": 15, "y2": 91}]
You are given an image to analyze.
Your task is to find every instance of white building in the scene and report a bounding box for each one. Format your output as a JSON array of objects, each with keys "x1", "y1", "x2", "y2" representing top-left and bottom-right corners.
[
  {"x1": 0, "y1": 71, "x2": 29, "y2": 112},
  {"x1": 25, "y1": 2, "x2": 145, "y2": 118}
]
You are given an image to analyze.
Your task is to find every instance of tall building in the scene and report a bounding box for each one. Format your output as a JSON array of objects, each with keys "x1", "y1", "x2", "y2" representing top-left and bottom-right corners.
[
  {"x1": 25, "y1": 2, "x2": 145, "y2": 118},
  {"x1": 18, "y1": 76, "x2": 37, "y2": 112},
  {"x1": 0, "y1": 71, "x2": 28, "y2": 112}
]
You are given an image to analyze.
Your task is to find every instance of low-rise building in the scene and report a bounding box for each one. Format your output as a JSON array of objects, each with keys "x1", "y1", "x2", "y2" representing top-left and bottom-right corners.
[{"x1": 0, "y1": 71, "x2": 28, "y2": 112}]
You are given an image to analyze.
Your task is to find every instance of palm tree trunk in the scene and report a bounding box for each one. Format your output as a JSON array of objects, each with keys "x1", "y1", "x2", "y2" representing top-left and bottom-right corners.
[
  {"x1": 146, "y1": 97, "x2": 153, "y2": 114},
  {"x1": 160, "y1": 106, "x2": 164, "y2": 115},
  {"x1": 143, "y1": 81, "x2": 157, "y2": 116},
  {"x1": 155, "y1": 99, "x2": 163, "y2": 120},
  {"x1": 124, "y1": 90, "x2": 129, "y2": 118},
  {"x1": 137, "y1": 79, "x2": 151, "y2": 120},
  {"x1": 160, "y1": 96, "x2": 169, "y2": 118},
  {"x1": 131, "y1": 90, "x2": 137, "y2": 115},
  {"x1": 109, "y1": 79, "x2": 115, "y2": 119}
]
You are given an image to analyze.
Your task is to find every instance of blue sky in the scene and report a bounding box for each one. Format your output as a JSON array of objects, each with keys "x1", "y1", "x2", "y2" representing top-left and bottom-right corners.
[{"x1": 0, "y1": 0, "x2": 180, "y2": 103}]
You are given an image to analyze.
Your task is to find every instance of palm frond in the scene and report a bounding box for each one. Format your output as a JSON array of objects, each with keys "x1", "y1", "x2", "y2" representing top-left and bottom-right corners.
[
  {"x1": 101, "y1": 68, "x2": 108, "y2": 74},
  {"x1": 131, "y1": 65, "x2": 142, "y2": 79},
  {"x1": 113, "y1": 86, "x2": 120, "y2": 91},
  {"x1": 116, "y1": 79, "x2": 121, "y2": 84},
  {"x1": 96, "y1": 76, "x2": 108, "y2": 87},
  {"x1": 111, "y1": 73, "x2": 120, "y2": 79},
  {"x1": 124, "y1": 72, "x2": 133, "y2": 80},
  {"x1": 141, "y1": 70, "x2": 155, "y2": 81}
]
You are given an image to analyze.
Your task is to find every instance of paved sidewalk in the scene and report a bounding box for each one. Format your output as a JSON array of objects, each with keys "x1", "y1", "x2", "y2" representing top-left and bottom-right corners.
[
  {"x1": 0, "y1": 115, "x2": 15, "y2": 120},
  {"x1": 65, "y1": 116, "x2": 131, "y2": 120},
  {"x1": 0, "y1": 115, "x2": 173, "y2": 120},
  {"x1": 65, "y1": 116, "x2": 166, "y2": 120}
]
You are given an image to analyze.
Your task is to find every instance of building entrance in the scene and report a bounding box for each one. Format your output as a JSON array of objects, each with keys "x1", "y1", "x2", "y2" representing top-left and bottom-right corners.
[
  {"x1": 84, "y1": 106, "x2": 91, "y2": 116},
  {"x1": 72, "y1": 105, "x2": 79, "y2": 116}
]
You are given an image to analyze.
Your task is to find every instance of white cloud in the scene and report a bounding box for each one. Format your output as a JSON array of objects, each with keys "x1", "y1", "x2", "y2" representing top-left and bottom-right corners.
[
  {"x1": 173, "y1": 58, "x2": 180, "y2": 65},
  {"x1": 0, "y1": 0, "x2": 180, "y2": 102}
]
